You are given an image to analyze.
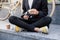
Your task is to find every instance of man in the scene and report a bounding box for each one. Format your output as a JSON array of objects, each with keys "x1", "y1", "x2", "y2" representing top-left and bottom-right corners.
[{"x1": 9, "y1": 0, "x2": 52, "y2": 33}]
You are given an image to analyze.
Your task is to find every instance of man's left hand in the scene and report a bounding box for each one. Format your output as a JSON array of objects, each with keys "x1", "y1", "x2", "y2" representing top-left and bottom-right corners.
[{"x1": 28, "y1": 9, "x2": 39, "y2": 15}]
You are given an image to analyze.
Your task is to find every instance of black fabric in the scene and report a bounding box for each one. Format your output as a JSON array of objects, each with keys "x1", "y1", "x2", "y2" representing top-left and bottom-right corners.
[
  {"x1": 9, "y1": 16, "x2": 52, "y2": 32},
  {"x1": 22, "y1": 0, "x2": 48, "y2": 21}
]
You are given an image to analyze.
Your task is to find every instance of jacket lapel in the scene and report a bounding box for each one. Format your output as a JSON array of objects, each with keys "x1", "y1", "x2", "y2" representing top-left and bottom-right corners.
[
  {"x1": 24, "y1": 0, "x2": 39, "y2": 10},
  {"x1": 31, "y1": 0, "x2": 37, "y2": 8},
  {"x1": 25, "y1": 0, "x2": 30, "y2": 10}
]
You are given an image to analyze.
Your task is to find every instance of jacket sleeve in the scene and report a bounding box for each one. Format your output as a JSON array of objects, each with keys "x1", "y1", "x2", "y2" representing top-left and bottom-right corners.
[
  {"x1": 37, "y1": 0, "x2": 48, "y2": 18},
  {"x1": 21, "y1": 0, "x2": 25, "y2": 18}
]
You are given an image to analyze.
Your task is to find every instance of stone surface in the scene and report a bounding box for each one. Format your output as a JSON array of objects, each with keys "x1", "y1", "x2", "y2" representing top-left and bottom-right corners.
[{"x1": 0, "y1": 21, "x2": 60, "y2": 40}]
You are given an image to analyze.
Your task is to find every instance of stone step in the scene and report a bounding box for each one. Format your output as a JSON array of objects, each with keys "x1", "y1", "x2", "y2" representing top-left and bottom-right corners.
[
  {"x1": 0, "y1": 31, "x2": 58, "y2": 40},
  {"x1": 0, "y1": 24, "x2": 59, "y2": 40}
]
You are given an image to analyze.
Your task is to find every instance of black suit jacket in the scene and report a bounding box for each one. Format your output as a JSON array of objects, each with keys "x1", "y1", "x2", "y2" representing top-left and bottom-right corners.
[{"x1": 22, "y1": 0, "x2": 48, "y2": 22}]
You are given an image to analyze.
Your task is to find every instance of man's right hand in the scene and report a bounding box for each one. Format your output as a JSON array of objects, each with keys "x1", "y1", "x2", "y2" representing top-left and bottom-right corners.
[
  {"x1": 28, "y1": 9, "x2": 39, "y2": 15},
  {"x1": 23, "y1": 15, "x2": 29, "y2": 20}
]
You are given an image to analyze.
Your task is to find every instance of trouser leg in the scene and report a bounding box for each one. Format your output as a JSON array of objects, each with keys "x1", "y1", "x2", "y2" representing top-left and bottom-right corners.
[
  {"x1": 31, "y1": 16, "x2": 52, "y2": 28},
  {"x1": 9, "y1": 16, "x2": 35, "y2": 32}
]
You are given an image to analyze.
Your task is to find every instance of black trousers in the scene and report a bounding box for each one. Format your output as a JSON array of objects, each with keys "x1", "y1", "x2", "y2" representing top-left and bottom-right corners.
[{"x1": 9, "y1": 16, "x2": 52, "y2": 32}]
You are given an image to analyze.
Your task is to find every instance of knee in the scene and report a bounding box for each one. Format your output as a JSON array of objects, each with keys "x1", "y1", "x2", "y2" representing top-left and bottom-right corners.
[
  {"x1": 45, "y1": 16, "x2": 52, "y2": 23},
  {"x1": 9, "y1": 16, "x2": 16, "y2": 23}
]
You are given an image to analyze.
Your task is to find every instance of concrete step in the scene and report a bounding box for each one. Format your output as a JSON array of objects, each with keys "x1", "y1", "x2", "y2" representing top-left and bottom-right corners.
[
  {"x1": 0, "y1": 32, "x2": 58, "y2": 40},
  {"x1": 0, "y1": 24, "x2": 60, "y2": 40}
]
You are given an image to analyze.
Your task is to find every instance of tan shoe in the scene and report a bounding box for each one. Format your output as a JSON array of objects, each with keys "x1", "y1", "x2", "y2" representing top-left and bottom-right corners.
[
  {"x1": 39, "y1": 26, "x2": 48, "y2": 34},
  {"x1": 15, "y1": 26, "x2": 22, "y2": 32}
]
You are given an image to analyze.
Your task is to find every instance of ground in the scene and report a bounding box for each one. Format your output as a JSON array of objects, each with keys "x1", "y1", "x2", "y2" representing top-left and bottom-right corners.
[{"x1": 0, "y1": 20, "x2": 60, "y2": 40}]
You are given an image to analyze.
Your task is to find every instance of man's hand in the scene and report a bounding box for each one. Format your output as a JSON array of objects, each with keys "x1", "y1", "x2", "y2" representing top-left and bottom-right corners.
[
  {"x1": 28, "y1": 9, "x2": 39, "y2": 15},
  {"x1": 23, "y1": 15, "x2": 29, "y2": 20}
]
